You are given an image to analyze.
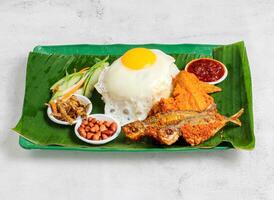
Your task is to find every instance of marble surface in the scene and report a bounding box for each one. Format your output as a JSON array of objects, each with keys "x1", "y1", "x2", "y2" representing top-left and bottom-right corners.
[{"x1": 0, "y1": 0, "x2": 273, "y2": 199}]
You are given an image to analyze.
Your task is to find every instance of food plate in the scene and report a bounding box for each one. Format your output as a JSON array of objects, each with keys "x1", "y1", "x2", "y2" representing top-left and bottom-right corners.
[{"x1": 14, "y1": 42, "x2": 254, "y2": 152}]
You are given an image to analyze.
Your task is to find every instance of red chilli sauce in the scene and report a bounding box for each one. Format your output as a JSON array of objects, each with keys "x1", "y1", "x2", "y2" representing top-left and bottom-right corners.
[{"x1": 186, "y1": 59, "x2": 225, "y2": 82}]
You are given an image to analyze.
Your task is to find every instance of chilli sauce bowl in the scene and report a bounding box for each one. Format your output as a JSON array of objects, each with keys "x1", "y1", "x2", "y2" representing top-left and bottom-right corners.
[
  {"x1": 185, "y1": 58, "x2": 228, "y2": 85},
  {"x1": 74, "y1": 114, "x2": 121, "y2": 145},
  {"x1": 47, "y1": 94, "x2": 93, "y2": 125}
]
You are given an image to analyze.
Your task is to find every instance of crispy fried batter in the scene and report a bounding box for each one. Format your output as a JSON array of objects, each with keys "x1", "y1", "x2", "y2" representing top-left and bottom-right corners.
[{"x1": 149, "y1": 71, "x2": 221, "y2": 116}]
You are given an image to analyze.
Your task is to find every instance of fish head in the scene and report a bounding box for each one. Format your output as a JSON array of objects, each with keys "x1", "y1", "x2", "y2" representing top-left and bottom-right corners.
[{"x1": 122, "y1": 121, "x2": 146, "y2": 140}]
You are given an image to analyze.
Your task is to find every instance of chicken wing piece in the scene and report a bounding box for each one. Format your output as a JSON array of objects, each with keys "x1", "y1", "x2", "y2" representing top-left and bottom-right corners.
[
  {"x1": 148, "y1": 71, "x2": 222, "y2": 116},
  {"x1": 173, "y1": 70, "x2": 221, "y2": 94}
]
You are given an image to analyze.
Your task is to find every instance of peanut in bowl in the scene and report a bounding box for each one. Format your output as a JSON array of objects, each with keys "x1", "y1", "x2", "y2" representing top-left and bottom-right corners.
[{"x1": 74, "y1": 114, "x2": 121, "y2": 145}]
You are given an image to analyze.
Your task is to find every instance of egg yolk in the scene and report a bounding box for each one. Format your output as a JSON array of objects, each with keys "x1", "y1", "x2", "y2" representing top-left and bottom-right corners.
[{"x1": 121, "y1": 48, "x2": 156, "y2": 70}]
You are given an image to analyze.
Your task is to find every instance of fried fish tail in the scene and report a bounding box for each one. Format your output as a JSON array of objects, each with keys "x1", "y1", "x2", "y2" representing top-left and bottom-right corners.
[{"x1": 228, "y1": 108, "x2": 244, "y2": 126}]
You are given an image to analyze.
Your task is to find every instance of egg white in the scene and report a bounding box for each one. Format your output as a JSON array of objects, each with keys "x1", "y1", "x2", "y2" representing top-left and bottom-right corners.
[{"x1": 95, "y1": 49, "x2": 179, "y2": 125}]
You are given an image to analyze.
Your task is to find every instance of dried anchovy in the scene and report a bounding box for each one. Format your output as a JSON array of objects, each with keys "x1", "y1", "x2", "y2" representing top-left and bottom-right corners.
[{"x1": 51, "y1": 95, "x2": 88, "y2": 124}]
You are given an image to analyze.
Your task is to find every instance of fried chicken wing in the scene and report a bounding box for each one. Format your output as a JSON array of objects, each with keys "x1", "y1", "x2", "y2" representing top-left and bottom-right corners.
[{"x1": 149, "y1": 71, "x2": 221, "y2": 116}]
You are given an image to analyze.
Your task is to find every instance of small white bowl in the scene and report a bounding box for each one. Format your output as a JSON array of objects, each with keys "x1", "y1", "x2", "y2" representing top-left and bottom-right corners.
[
  {"x1": 47, "y1": 94, "x2": 92, "y2": 125},
  {"x1": 74, "y1": 114, "x2": 121, "y2": 145},
  {"x1": 185, "y1": 58, "x2": 228, "y2": 85}
]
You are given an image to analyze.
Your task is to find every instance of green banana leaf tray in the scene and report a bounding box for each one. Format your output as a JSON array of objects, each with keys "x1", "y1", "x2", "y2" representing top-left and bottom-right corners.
[{"x1": 15, "y1": 42, "x2": 254, "y2": 152}]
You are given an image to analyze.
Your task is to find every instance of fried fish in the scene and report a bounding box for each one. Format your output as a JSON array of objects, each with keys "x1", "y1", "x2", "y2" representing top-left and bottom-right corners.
[{"x1": 123, "y1": 105, "x2": 244, "y2": 146}]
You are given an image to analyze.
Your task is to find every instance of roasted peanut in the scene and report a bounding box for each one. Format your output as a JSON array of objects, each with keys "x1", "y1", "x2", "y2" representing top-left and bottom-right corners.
[
  {"x1": 110, "y1": 122, "x2": 117, "y2": 132},
  {"x1": 90, "y1": 126, "x2": 96, "y2": 132},
  {"x1": 78, "y1": 127, "x2": 84, "y2": 132},
  {"x1": 102, "y1": 130, "x2": 111, "y2": 136},
  {"x1": 79, "y1": 129, "x2": 86, "y2": 138},
  {"x1": 108, "y1": 130, "x2": 115, "y2": 135},
  {"x1": 82, "y1": 120, "x2": 88, "y2": 126},
  {"x1": 79, "y1": 118, "x2": 118, "y2": 141},
  {"x1": 104, "y1": 121, "x2": 112, "y2": 127},
  {"x1": 93, "y1": 133, "x2": 100, "y2": 140},
  {"x1": 87, "y1": 132, "x2": 93, "y2": 140},
  {"x1": 100, "y1": 124, "x2": 107, "y2": 132},
  {"x1": 102, "y1": 134, "x2": 108, "y2": 140},
  {"x1": 80, "y1": 124, "x2": 85, "y2": 129},
  {"x1": 94, "y1": 124, "x2": 99, "y2": 132}
]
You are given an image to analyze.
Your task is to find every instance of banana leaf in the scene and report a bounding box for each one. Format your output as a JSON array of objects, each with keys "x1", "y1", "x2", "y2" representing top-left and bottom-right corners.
[{"x1": 13, "y1": 42, "x2": 254, "y2": 151}]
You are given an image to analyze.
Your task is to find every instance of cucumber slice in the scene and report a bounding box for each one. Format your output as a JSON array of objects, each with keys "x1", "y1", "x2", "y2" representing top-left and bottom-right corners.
[
  {"x1": 50, "y1": 72, "x2": 83, "y2": 91},
  {"x1": 83, "y1": 66, "x2": 105, "y2": 98}
]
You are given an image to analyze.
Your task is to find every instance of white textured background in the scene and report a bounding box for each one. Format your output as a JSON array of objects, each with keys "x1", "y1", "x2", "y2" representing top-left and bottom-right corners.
[{"x1": 0, "y1": 0, "x2": 273, "y2": 199}]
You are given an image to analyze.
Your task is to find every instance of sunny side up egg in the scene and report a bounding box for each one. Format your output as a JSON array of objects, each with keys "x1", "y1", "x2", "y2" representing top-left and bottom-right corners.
[{"x1": 95, "y1": 48, "x2": 179, "y2": 125}]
